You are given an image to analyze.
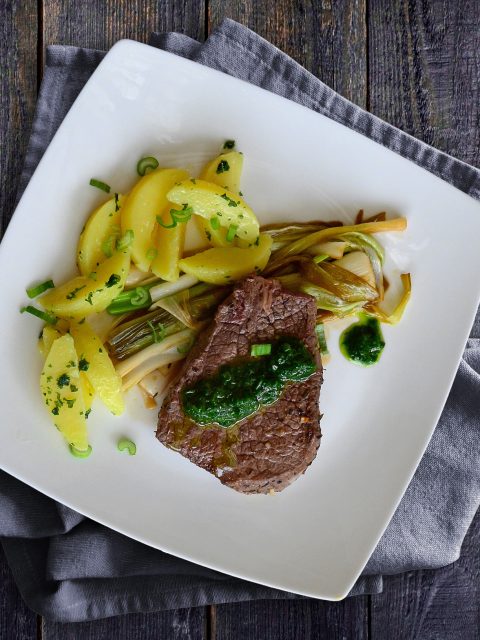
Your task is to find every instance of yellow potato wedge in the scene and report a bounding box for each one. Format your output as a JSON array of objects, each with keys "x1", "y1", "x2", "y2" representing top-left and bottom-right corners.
[
  {"x1": 80, "y1": 372, "x2": 95, "y2": 412},
  {"x1": 167, "y1": 179, "x2": 259, "y2": 245},
  {"x1": 42, "y1": 325, "x2": 64, "y2": 353},
  {"x1": 40, "y1": 334, "x2": 88, "y2": 451},
  {"x1": 200, "y1": 151, "x2": 243, "y2": 192},
  {"x1": 39, "y1": 250, "x2": 130, "y2": 318},
  {"x1": 151, "y1": 205, "x2": 187, "y2": 282},
  {"x1": 70, "y1": 321, "x2": 124, "y2": 415},
  {"x1": 198, "y1": 151, "x2": 244, "y2": 247},
  {"x1": 77, "y1": 194, "x2": 125, "y2": 276},
  {"x1": 121, "y1": 168, "x2": 189, "y2": 272},
  {"x1": 179, "y1": 233, "x2": 272, "y2": 284}
]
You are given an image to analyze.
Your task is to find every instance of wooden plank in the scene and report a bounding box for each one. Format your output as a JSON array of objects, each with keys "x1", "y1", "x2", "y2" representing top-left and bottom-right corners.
[
  {"x1": 214, "y1": 598, "x2": 369, "y2": 640},
  {"x1": 43, "y1": 607, "x2": 206, "y2": 640},
  {"x1": 0, "y1": 0, "x2": 39, "y2": 237},
  {"x1": 371, "y1": 509, "x2": 480, "y2": 639},
  {"x1": 41, "y1": 0, "x2": 206, "y2": 53},
  {"x1": 208, "y1": 0, "x2": 367, "y2": 107},
  {"x1": 0, "y1": 546, "x2": 38, "y2": 640},
  {"x1": 368, "y1": 0, "x2": 480, "y2": 166}
]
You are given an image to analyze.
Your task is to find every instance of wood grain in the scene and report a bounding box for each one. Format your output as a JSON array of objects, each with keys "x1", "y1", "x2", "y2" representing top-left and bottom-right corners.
[
  {"x1": 43, "y1": 607, "x2": 206, "y2": 640},
  {"x1": 214, "y1": 598, "x2": 369, "y2": 640},
  {"x1": 0, "y1": 0, "x2": 39, "y2": 237},
  {"x1": 41, "y1": 0, "x2": 206, "y2": 60},
  {"x1": 0, "y1": 547, "x2": 37, "y2": 640},
  {"x1": 371, "y1": 508, "x2": 480, "y2": 640},
  {"x1": 208, "y1": 0, "x2": 367, "y2": 106},
  {"x1": 368, "y1": 0, "x2": 480, "y2": 167}
]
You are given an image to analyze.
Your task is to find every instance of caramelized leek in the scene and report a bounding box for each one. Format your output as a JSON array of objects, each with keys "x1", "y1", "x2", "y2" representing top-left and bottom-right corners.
[
  {"x1": 301, "y1": 260, "x2": 378, "y2": 303},
  {"x1": 266, "y1": 218, "x2": 406, "y2": 272},
  {"x1": 367, "y1": 273, "x2": 411, "y2": 325}
]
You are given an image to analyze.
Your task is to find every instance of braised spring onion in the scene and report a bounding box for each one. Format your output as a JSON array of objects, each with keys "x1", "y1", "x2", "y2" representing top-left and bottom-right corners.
[{"x1": 105, "y1": 213, "x2": 409, "y2": 395}]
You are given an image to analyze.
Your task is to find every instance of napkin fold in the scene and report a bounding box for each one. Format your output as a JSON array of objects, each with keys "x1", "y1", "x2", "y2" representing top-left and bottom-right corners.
[{"x1": 1, "y1": 19, "x2": 480, "y2": 622}]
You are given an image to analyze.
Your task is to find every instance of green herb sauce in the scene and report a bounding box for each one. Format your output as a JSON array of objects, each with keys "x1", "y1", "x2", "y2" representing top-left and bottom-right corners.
[
  {"x1": 339, "y1": 313, "x2": 385, "y2": 366},
  {"x1": 182, "y1": 337, "x2": 316, "y2": 428}
]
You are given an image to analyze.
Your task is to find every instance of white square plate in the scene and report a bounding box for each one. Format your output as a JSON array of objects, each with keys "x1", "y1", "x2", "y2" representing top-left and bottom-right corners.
[{"x1": 1, "y1": 40, "x2": 479, "y2": 601}]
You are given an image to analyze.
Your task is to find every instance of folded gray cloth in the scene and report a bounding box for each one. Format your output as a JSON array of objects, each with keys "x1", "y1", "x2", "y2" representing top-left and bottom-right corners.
[{"x1": 1, "y1": 19, "x2": 479, "y2": 622}]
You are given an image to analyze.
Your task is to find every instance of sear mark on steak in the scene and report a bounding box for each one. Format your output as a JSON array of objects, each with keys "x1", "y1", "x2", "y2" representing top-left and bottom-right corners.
[{"x1": 156, "y1": 275, "x2": 323, "y2": 494}]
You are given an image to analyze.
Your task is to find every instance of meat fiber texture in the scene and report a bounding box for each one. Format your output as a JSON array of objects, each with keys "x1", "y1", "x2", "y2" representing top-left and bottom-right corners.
[{"x1": 156, "y1": 276, "x2": 323, "y2": 494}]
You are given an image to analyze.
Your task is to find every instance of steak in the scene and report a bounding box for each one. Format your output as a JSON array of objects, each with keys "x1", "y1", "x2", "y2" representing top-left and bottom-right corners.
[{"x1": 156, "y1": 275, "x2": 323, "y2": 494}]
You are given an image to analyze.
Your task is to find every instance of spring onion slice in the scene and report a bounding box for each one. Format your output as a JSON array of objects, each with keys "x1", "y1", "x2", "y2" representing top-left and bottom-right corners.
[
  {"x1": 89, "y1": 178, "x2": 111, "y2": 193},
  {"x1": 315, "y1": 324, "x2": 329, "y2": 356},
  {"x1": 21, "y1": 305, "x2": 57, "y2": 324},
  {"x1": 146, "y1": 248, "x2": 158, "y2": 261},
  {"x1": 117, "y1": 229, "x2": 134, "y2": 250},
  {"x1": 69, "y1": 444, "x2": 92, "y2": 458},
  {"x1": 137, "y1": 157, "x2": 159, "y2": 176},
  {"x1": 117, "y1": 438, "x2": 136, "y2": 455},
  {"x1": 226, "y1": 224, "x2": 238, "y2": 243},
  {"x1": 251, "y1": 343, "x2": 272, "y2": 356},
  {"x1": 26, "y1": 279, "x2": 54, "y2": 299},
  {"x1": 210, "y1": 216, "x2": 220, "y2": 230},
  {"x1": 130, "y1": 286, "x2": 150, "y2": 306}
]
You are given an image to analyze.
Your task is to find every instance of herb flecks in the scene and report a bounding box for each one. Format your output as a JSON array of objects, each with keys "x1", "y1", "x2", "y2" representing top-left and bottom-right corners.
[
  {"x1": 78, "y1": 357, "x2": 89, "y2": 371},
  {"x1": 220, "y1": 193, "x2": 238, "y2": 207},
  {"x1": 66, "y1": 285, "x2": 86, "y2": 300},
  {"x1": 216, "y1": 160, "x2": 230, "y2": 174},
  {"x1": 57, "y1": 373, "x2": 70, "y2": 388},
  {"x1": 106, "y1": 274, "x2": 121, "y2": 288}
]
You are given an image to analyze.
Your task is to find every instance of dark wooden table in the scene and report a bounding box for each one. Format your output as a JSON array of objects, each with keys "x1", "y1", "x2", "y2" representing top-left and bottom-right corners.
[{"x1": 1, "y1": 1, "x2": 480, "y2": 638}]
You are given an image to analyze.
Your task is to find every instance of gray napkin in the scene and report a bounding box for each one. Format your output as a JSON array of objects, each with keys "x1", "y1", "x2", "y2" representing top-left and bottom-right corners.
[{"x1": 1, "y1": 19, "x2": 479, "y2": 622}]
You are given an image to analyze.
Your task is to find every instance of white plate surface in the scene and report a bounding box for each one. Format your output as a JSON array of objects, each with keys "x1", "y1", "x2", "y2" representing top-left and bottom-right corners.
[{"x1": 1, "y1": 40, "x2": 479, "y2": 600}]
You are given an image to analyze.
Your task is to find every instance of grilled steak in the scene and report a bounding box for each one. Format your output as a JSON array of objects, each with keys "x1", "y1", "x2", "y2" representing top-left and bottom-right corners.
[{"x1": 156, "y1": 276, "x2": 323, "y2": 494}]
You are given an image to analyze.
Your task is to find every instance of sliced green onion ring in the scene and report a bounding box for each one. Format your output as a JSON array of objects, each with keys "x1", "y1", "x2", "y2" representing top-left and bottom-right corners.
[
  {"x1": 315, "y1": 324, "x2": 329, "y2": 356},
  {"x1": 117, "y1": 229, "x2": 134, "y2": 250},
  {"x1": 130, "y1": 286, "x2": 150, "y2": 306},
  {"x1": 89, "y1": 178, "x2": 111, "y2": 193},
  {"x1": 117, "y1": 438, "x2": 136, "y2": 455},
  {"x1": 69, "y1": 444, "x2": 92, "y2": 458},
  {"x1": 250, "y1": 343, "x2": 272, "y2": 357},
  {"x1": 21, "y1": 305, "x2": 57, "y2": 325},
  {"x1": 210, "y1": 216, "x2": 220, "y2": 230},
  {"x1": 26, "y1": 279, "x2": 54, "y2": 299},
  {"x1": 137, "y1": 156, "x2": 159, "y2": 176}
]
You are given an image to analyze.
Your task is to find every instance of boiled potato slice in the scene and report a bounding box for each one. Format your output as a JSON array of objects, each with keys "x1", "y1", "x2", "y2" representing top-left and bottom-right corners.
[
  {"x1": 150, "y1": 205, "x2": 186, "y2": 282},
  {"x1": 179, "y1": 233, "x2": 272, "y2": 284},
  {"x1": 167, "y1": 179, "x2": 259, "y2": 245},
  {"x1": 121, "y1": 168, "x2": 189, "y2": 272},
  {"x1": 77, "y1": 194, "x2": 125, "y2": 276},
  {"x1": 80, "y1": 373, "x2": 94, "y2": 413},
  {"x1": 39, "y1": 250, "x2": 130, "y2": 318},
  {"x1": 70, "y1": 321, "x2": 124, "y2": 415},
  {"x1": 42, "y1": 325, "x2": 63, "y2": 353},
  {"x1": 198, "y1": 151, "x2": 244, "y2": 247},
  {"x1": 40, "y1": 334, "x2": 88, "y2": 451}
]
